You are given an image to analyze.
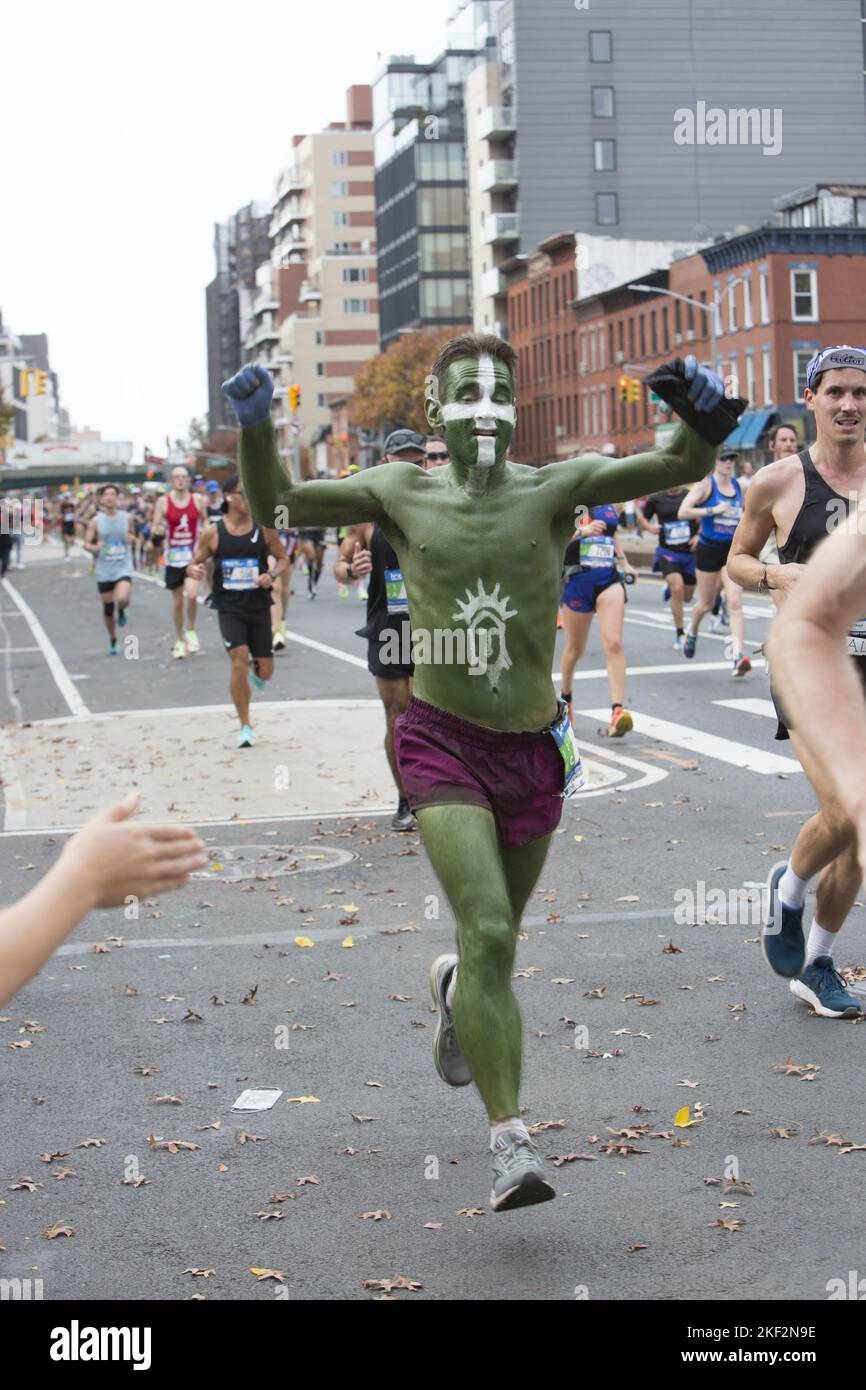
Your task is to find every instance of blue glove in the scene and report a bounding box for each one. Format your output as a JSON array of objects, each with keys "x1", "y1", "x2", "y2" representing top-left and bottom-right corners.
[
  {"x1": 221, "y1": 364, "x2": 274, "y2": 429},
  {"x1": 684, "y1": 355, "x2": 724, "y2": 413}
]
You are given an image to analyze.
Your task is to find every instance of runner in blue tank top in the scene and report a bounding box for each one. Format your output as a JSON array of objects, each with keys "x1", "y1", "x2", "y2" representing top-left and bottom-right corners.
[
  {"x1": 559, "y1": 502, "x2": 636, "y2": 737},
  {"x1": 678, "y1": 450, "x2": 751, "y2": 676},
  {"x1": 83, "y1": 484, "x2": 135, "y2": 655}
]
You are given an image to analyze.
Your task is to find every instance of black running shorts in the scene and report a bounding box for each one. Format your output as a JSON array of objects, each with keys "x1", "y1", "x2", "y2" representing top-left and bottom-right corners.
[{"x1": 218, "y1": 609, "x2": 273, "y2": 658}]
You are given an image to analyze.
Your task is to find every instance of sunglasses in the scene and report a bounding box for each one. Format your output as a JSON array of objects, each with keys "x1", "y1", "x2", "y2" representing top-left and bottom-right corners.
[{"x1": 426, "y1": 451, "x2": 449, "y2": 461}]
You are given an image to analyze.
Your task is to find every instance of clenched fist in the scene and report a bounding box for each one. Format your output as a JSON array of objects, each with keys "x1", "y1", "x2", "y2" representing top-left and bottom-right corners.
[{"x1": 222, "y1": 364, "x2": 274, "y2": 430}]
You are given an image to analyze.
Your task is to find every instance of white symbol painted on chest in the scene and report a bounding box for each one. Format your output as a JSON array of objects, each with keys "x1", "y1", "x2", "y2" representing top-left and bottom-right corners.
[{"x1": 452, "y1": 579, "x2": 518, "y2": 687}]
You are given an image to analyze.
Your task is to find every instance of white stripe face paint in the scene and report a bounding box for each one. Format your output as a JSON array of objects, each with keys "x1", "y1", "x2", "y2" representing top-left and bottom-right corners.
[{"x1": 439, "y1": 350, "x2": 514, "y2": 436}]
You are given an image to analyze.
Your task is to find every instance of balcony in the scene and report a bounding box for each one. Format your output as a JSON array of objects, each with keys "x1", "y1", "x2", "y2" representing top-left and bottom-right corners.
[
  {"x1": 299, "y1": 280, "x2": 321, "y2": 304},
  {"x1": 275, "y1": 168, "x2": 310, "y2": 198},
  {"x1": 478, "y1": 106, "x2": 516, "y2": 141},
  {"x1": 479, "y1": 160, "x2": 517, "y2": 194},
  {"x1": 481, "y1": 213, "x2": 519, "y2": 245},
  {"x1": 481, "y1": 266, "x2": 506, "y2": 299}
]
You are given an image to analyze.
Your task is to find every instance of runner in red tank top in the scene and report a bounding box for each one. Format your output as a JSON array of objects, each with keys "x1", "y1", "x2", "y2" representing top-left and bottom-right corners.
[{"x1": 152, "y1": 465, "x2": 207, "y2": 658}]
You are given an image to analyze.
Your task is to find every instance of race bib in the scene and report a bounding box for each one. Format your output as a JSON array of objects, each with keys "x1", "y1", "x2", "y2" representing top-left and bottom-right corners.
[
  {"x1": 663, "y1": 519, "x2": 691, "y2": 546},
  {"x1": 101, "y1": 543, "x2": 127, "y2": 561},
  {"x1": 167, "y1": 546, "x2": 193, "y2": 567},
  {"x1": 385, "y1": 567, "x2": 408, "y2": 614},
  {"x1": 848, "y1": 619, "x2": 866, "y2": 656},
  {"x1": 579, "y1": 536, "x2": 615, "y2": 568},
  {"x1": 550, "y1": 704, "x2": 586, "y2": 798},
  {"x1": 223, "y1": 557, "x2": 259, "y2": 591},
  {"x1": 714, "y1": 505, "x2": 742, "y2": 535}
]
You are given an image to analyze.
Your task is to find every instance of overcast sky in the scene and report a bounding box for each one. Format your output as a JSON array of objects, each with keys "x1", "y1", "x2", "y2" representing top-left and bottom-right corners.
[{"x1": 2, "y1": 0, "x2": 452, "y2": 455}]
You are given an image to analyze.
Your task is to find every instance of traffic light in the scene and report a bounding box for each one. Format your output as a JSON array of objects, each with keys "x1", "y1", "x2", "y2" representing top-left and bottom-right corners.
[
  {"x1": 19, "y1": 369, "x2": 49, "y2": 397},
  {"x1": 618, "y1": 375, "x2": 630, "y2": 403},
  {"x1": 627, "y1": 378, "x2": 642, "y2": 404},
  {"x1": 289, "y1": 384, "x2": 302, "y2": 411}
]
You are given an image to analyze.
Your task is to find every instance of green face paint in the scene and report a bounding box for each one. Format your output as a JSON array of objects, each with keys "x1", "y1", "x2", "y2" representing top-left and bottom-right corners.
[{"x1": 434, "y1": 354, "x2": 516, "y2": 491}]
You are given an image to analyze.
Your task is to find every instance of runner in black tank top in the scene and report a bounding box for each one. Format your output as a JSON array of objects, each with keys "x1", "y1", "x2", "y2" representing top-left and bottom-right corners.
[
  {"x1": 333, "y1": 428, "x2": 427, "y2": 830},
  {"x1": 189, "y1": 473, "x2": 287, "y2": 749},
  {"x1": 725, "y1": 345, "x2": 866, "y2": 1018}
]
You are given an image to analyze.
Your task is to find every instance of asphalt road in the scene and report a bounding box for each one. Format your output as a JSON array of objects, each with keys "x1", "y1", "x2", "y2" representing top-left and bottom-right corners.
[{"x1": 1, "y1": 538, "x2": 864, "y2": 1302}]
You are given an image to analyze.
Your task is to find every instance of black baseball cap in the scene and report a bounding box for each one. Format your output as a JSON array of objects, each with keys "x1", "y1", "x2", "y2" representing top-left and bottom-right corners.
[{"x1": 383, "y1": 429, "x2": 427, "y2": 457}]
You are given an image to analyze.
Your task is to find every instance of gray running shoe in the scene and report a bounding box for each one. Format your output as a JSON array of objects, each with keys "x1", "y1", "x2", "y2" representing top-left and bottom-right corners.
[
  {"x1": 490, "y1": 1130, "x2": 556, "y2": 1212},
  {"x1": 428, "y1": 954, "x2": 471, "y2": 1086},
  {"x1": 391, "y1": 798, "x2": 415, "y2": 832}
]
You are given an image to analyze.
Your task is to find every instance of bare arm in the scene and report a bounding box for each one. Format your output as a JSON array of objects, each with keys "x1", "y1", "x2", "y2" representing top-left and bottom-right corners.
[
  {"x1": 726, "y1": 468, "x2": 803, "y2": 594},
  {"x1": 239, "y1": 421, "x2": 388, "y2": 529},
  {"x1": 334, "y1": 524, "x2": 372, "y2": 583},
  {"x1": 263, "y1": 528, "x2": 287, "y2": 579},
  {"x1": 767, "y1": 513, "x2": 866, "y2": 860},
  {"x1": 677, "y1": 476, "x2": 712, "y2": 521},
  {"x1": 545, "y1": 423, "x2": 715, "y2": 527},
  {"x1": 0, "y1": 794, "x2": 205, "y2": 1009}
]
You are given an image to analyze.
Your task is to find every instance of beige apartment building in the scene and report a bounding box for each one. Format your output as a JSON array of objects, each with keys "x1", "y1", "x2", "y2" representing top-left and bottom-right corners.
[{"x1": 249, "y1": 86, "x2": 378, "y2": 475}]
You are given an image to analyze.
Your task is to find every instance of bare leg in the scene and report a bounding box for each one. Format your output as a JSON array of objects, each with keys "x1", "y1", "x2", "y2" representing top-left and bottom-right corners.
[
  {"x1": 559, "y1": 605, "x2": 593, "y2": 695},
  {"x1": 228, "y1": 646, "x2": 251, "y2": 727},
  {"x1": 375, "y1": 675, "x2": 410, "y2": 796},
  {"x1": 788, "y1": 727, "x2": 858, "y2": 934},
  {"x1": 688, "y1": 568, "x2": 721, "y2": 637},
  {"x1": 721, "y1": 567, "x2": 745, "y2": 661},
  {"x1": 595, "y1": 581, "x2": 627, "y2": 706}
]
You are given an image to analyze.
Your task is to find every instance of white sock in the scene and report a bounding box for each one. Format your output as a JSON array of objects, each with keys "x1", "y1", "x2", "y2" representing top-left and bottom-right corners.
[
  {"x1": 490, "y1": 1117, "x2": 529, "y2": 1150},
  {"x1": 805, "y1": 919, "x2": 837, "y2": 966},
  {"x1": 445, "y1": 964, "x2": 458, "y2": 1011},
  {"x1": 779, "y1": 864, "x2": 809, "y2": 909}
]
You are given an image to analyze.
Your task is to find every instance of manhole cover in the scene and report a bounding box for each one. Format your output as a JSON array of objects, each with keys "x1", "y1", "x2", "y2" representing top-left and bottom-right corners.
[{"x1": 192, "y1": 843, "x2": 355, "y2": 881}]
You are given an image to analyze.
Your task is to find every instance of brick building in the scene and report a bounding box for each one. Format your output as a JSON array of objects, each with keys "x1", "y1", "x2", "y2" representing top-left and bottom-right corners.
[{"x1": 505, "y1": 232, "x2": 580, "y2": 464}]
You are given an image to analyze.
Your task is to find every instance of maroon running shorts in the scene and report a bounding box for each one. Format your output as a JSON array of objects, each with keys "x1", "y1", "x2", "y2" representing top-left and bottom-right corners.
[{"x1": 394, "y1": 695, "x2": 565, "y2": 849}]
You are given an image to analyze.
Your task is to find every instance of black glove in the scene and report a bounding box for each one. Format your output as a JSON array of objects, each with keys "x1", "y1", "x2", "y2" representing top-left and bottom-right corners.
[{"x1": 645, "y1": 357, "x2": 748, "y2": 447}]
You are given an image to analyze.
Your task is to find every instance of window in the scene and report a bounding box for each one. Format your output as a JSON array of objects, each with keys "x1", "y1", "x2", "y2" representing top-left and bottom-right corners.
[
  {"x1": 745, "y1": 352, "x2": 756, "y2": 406},
  {"x1": 500, "y1": 23, "x2": 514, "y2": 65},
  {"x1": 639, "y1": 315, "x2": 646, "y2": 358},
  {"x1": 728, "y1": 355, "x2": 739, "y2": 398},
  {"x1": 857, "y1": 197, "x2": 866, "y2": 227},
  {"x1": 617, "y1": 320, "x2": 624, "y2": 357},
  {"x1": 608, "y1": 322, "x2": 615, "y2": 363},
  {"x1": 591, "y1": 86, "x2": 615, "y2": 118},
  {"x1": 762, "y1": 346, "x2": 773, "y2": 405},
  {"x1": 728, "y1": 282, "x2": 737, "y2": 333},
  {"x1": 589, "y1": 332, "x2": 597, "y2": 373},
  {"x1": 713, "y1": 289, "x2": 723, "y2": 339},
  {"x1": 333, "y1": 210, "x2": 349, "y2": 226},
  {"x1": 698, "y1": 291, "x2": 707, "y2": 338},
  {"x1": 317, "y1": 393, "x2": 326, "y2": 407},
  {"x1": 650, "y1": 310, "x2": 657, "y2": 356},
  {"x1": 591, "y1": 391, "x2": 599, "y2": 435},
  {"x1": 593, "y1": 139, "x2": 617, "y2": 172},
  {"x1": 628, "y1": 318, "x2": 635, "y2": 361},
  {"x1": 742, "y1": 277, "x2": 753, "y2": 329},
  {"x1": 793, "y1": 350, "x2": 814, "y2": 400},
  {"x1": 341, "y1": 267, "x2": 369, "y2": 282},
  {"x1": 553, "y1": 278, "x2": 560, "y2": 317},
  {"x1": 579, "y1": 332, "x2": 587, "y2": 371},
  {"x1": 759, "y1": 268, "x2": 769, "y2": 324},
  {"x1": 598, "y1": 326, "x2": 606, "y2": 370},
  {"x1": 556, "y1": 337, "x2": 562, "y2": 377},
  {"x1": 674, "y1": 299, "x2": 681, "y2": 337},
  {"x1": 791, "y1": 268, "x2": 818, "y2": 321},
  {"x1": 418, "y1": 186, "x2": 466, "y2": 225},
  {"x1": 420, "y1": 279, "x2": 469, "y2": 318},
  {"x1": 601, "y1": 389, "x2": 608, "y2": 434},
  {"x1": 546, "y1": 339, "x2": 553, "y2": 379},
  {"x1": 315, "y1": 363, "x2": 324, "y2": 377},
  {"x1": 590, "y1": 31, "x2": 612, "y2": 62},
  {"x1": 330, "y1": 181, "x2": 348, "y2": 197},
  {"x1": 662, "y1": 305, "x2": 669, "y2": 351},
  {"x1": 610, "y1": 385, "x2": 617, "y2": 431},
  {"x1": 583, "y1": 390, "x2": 590, "y2": 434},
  {"x1": 595, "y1": 192, "x2": 618, "y2": 225},
  {"x1": 332, "y1": 151, "x2": 348, "y2": 166},
  {"x1": 565, "y1": 394, "x2": 572, "y2": 436},
  {"x1": 343, "y1": 298, "x2": 369, "y2": 314},
  {"x1": 415, "y1": 143, "x2": 465, "y2": 182}
]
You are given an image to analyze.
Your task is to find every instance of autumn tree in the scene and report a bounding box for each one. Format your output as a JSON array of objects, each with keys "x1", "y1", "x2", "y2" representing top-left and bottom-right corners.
[{"x1": 350, "y1": 328, "x2": 467, "y2": 438}]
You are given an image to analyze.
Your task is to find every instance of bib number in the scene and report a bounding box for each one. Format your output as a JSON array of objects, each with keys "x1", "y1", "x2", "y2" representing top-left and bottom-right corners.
[
  {"x1": 663, "y1": 519, "x2": 690, "y2": 546},
  {"x1": 223, "y1": 557, "x2": 259, "y2": 591},
  {"x1": 102, "y1": 543, "x2": 126, "y2": 561},
  {"x1": 385, "y1": 567, "x2": 408, "y2": 614},
  {"x1": 579, "y1": 536, "x2": 615, "y2": 568},
  {"x1": 550, "y1": 704, "x2": 586, "y2": 798},
  {"x1": 167, "y1": 546, "x2": 193, "y2": 568},
  {"x1": 714, "y1": 505, "x2": 742, "y2": 535}
]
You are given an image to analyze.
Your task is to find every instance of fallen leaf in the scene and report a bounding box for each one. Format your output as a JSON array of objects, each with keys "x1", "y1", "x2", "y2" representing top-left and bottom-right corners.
[
  {"x1": 296, "y1": 1175, "x2": 320, "y2": 1186},
  {"x1": 183, "y1": 1268, "x2": 216, "y2": 1278},
  {"x1": 294, "y1": 937, "x2": 315, "y2": 948},
  {"x1": 286, "y1": 1096, "x2": 320, "y2": 1104},
  {"x1": 249, "y1": 1267, "x2": 286, "y2": 1282},
  {"x1": 709, "y1": 1218, "x2": 745, "y2": 1233},
  {"x1": 627, "y1": 1244, "x2": 649, "y2": 1254},
  {"x1": 361, "y1": 1210, "x2": 392, "y2": 1221},
  {"x1": 235, "y1": 1131, "x2": 266, "y2": 1145},
  {"x1": 255, "y1": 1209, "x2": 285, "y2": 1221},
  {"x1": 456, "y1": 1207, "x2": 485, "y2": 1217},
  {"x1": 361, "y1": 1276, "x2": 423, "y2": 1293},
  {"x1": 662, "y1": 942, "x2": 683, "y2": 955},
  {"x1": 76, "y1": 1138, "x2": 106, "y2": 1149},
  {"x1": 10, "y1": 1178, "x2": 42, "y2": 1192},
  {"x1": 552, "y1": 1152, "x2": 596, "y2": 1165},
  {"x1": 43, "y1": 1223, "x2": 75, "y2": 1239}
]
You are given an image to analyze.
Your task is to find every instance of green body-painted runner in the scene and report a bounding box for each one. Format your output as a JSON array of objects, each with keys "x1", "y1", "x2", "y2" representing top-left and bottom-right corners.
[{"x1": 231, "y1": 333, "x2": 722, "y2": 1208}]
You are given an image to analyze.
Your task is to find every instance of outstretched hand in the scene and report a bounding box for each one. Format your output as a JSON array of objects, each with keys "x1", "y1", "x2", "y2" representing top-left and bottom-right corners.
[
  {"x1": 221, "y1": 364, "x2": 274, "y2": 429},
  {"x1": 684, "y1": 356, "x2": 725, "y2": 413}
]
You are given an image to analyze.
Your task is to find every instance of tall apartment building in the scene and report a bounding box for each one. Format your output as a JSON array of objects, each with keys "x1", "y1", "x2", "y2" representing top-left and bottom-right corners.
[
  {"x1": 373, "y1": 1, "x2": 497, "y2": 348},
  {"x1": 260, "y1": 86, "x2": 378, "y2": 470},
  {"x1": 470, "y1": 0, "x2": 866, "y2": 336},
  {"x1": 205, "y1": 202, "x2": 271, "y2": 432},
  {"x1": 0, "y1": 316, "x2": 61, "y2": 447}
]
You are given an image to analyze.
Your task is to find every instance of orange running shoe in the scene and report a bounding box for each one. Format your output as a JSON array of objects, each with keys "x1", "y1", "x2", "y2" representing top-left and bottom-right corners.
[{"x1": 608, "y1": 705, "x2": 633, "y2": 738}]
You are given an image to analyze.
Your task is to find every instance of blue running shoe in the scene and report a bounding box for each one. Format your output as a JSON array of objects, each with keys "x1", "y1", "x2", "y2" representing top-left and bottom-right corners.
[
  {"x1": 118, "y1": 607, "x2": 128, "y2": 628},
  {"x1": 683, "y1": 633, "x2": 697, "y2": 659},
  {"x1": 761, "y1": 862, "x2": 805, "y2": 978},
  {"x1": 790, "y1": 957, "x2": 862, "y2": 1019},
  {"x1": 249, "y1": 670, "x2": 267, "y2": 692},
  {"x1": 108, "y1": 639, "x2": 119, "y2": 656},
  {"x1": 662, "y1": 585, "x2": 671, "y2": 602}
]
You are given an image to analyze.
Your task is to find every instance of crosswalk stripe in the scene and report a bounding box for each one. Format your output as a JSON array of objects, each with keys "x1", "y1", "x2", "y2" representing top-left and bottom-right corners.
[
  {"x1": 714, "y1": 698, "x2": 777, "y2": 718},
  {"x1": 574, "y1": 707, "x2": 800, "y2": 775}
]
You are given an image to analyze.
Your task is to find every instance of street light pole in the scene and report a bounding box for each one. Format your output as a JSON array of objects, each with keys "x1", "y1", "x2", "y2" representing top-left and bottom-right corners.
[{"x1": 628, "y1": 279, "x2": 746, "y2": 380}]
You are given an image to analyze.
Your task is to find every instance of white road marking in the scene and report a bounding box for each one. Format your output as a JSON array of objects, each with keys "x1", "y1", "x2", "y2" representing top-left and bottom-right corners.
[
  {"x1": 714, "y1": 698, "x2": 777, "y2": 719},
  {"x1": 28, "y1": 697, "x2": 382, "y2": 727},
  {"x1": 572, "y1": 737, "x2": 668, "y2": 797},
  {"x1": 1, "y1": 577, "x2": 89, "y2": 718},
  {"x1": 574, "y1": 708, "x2": 800, "y2": 775},
  {"x1": 280, "y1": 629, "x2": 368, "y2": 668},
  {"x1": 552, "y1": 661, "x2": 736, "y2": 681}
]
